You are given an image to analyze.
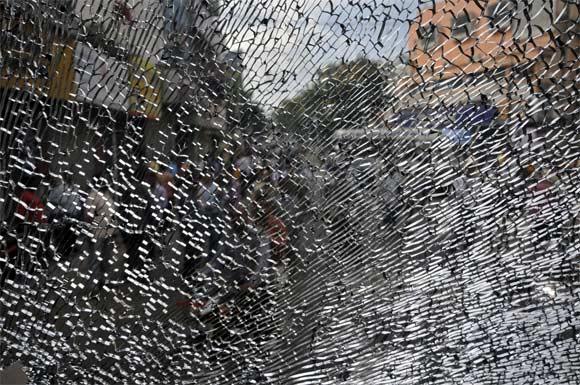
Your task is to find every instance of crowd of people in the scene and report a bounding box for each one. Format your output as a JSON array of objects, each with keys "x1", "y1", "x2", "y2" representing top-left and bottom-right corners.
[{"x1": 0, "y1": 143, "x2": 300, "y2": 344}]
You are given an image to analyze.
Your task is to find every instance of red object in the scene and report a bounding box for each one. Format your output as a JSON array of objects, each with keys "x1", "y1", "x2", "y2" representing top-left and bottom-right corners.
[
  {"x1": 531, "y1": 180, "x2": 553, "y2": 192},
  {"x1": 114, "y1": 0, "x2": 133, "y2": 24},
  {"x1": 266, "y1": 215, "x2": 288, "y2": 248},
  {"x1": 176, "y1": 300, "x2": 207, "y2": 309},
  {"x1": 16, "y1": 190, "x2": 45, "y2": 223}
]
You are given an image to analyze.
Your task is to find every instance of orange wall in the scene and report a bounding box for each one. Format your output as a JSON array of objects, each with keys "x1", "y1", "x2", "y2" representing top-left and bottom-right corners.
[{"x1": 407, "y1": 0, "x2": 565, "y2": 82}]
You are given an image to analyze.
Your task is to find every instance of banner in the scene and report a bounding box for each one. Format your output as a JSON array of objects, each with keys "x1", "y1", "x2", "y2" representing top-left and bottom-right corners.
[
  {"x1": 74, "y1": 43, "x2": 129, "y2": 111},
  {"x1": 127, "y1": 56, "x2": 162, "y2": 119},
  {"x1": 0, "y1": 28, "x2": 76, "y2": 101}
]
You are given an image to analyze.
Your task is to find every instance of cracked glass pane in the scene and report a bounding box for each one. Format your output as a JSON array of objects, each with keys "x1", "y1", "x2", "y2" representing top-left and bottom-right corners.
[{"x1": 0, "y1": 0, "x2": 578, "y2": 383}]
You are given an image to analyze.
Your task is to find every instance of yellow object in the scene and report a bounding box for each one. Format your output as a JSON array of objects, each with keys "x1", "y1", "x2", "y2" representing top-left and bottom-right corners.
[
  {"x1": 0, "y1": 32, "x2": 76, "y2": 101},
  {"x1": 497, "y1": 153, "x2": 507, "y2": 166},
  {"x1": 128, "y1": 56, "x2": 162, "y2": 119},
  {"x1": 523, "y1": 164, "x2": 535, "y2": 177}
]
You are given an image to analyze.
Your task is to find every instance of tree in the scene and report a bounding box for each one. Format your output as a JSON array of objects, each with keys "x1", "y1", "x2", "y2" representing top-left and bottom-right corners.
[
  {"x1": 274, "y1": 58, "x2": 395, "y2": 139},
  {"x1": 224, "y1": 67, "x2": 268, "y2": 137}
]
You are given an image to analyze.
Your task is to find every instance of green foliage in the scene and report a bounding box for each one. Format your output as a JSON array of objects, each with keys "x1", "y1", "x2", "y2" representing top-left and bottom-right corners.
[
  {"x1": 274, "y1": 58, "x2": 394, "y2": 139},
  {"x1": 239, "y1": 102, "x2": 267, "y2": 133},
  {"x1": 224, "y1": 74, "x2": 267, "y2": 134},
  {"x1": 206, "y1": 0, "x2": 221, "y2": 17}
]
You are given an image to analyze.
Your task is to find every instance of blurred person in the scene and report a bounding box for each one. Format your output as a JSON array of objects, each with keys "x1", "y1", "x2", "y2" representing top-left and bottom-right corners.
[
  {"x1": 227, "y1": 202, "x2": 282, "y2": 345},
  {"x1": 382, "y1": 181, "x2": 404, "y2": 228},
  {"x1": 15, "y1": 179, "x2": 46, "y2": 226},
  {"x1": 46, "y1": 172, "x2": 83, "y2": 220},
  {"x1": 527, "y1": 166, "x2": 561, "y2": 243},
  {"x1": 0, "y1": 226, "x2": 19, "y2": 289},
  {"x1": 84, "y1": 175, "x2": 118, "y2": 290},
  {"x1": 152, "y1": 170, "x2": 174, "y2": 227},
  {"x1": 117, "y1": 163, "x2": 156, "y2": 275},
  {"x1": 0, "y1": 174, "x2": 45, "y2": 281},
  {"x1": 172, "y1": 160, "x2": 195, "y2": 220},
  {"x1": 196, "y1": 171, "x2": 219, "y2": 211},
  {"x1": 243, "y1": 163, "x2": 272, "y2": 198},
  {"x1": 196, "y1": 171, "x2": 224, "y2": 260},
  {"x1": 301, "y1": 160, "x2": 314, "y2": 181},
  {"x1": 178, "y1": 166, "x2": 208, "y2": 278},
  {"x1": 208, "y1": 155, "x2": 222, "y2": 178},
  {"x1": 181, "y1": 220, "x2": 263, "y2": 356},
  {"x1": 270, "y1": 167, "x2": 282, "y2": 187},
  {"x1": 164, "y1": 169, "x2": 179, "y2": 236},
  {"x1": 149, "y1": 160, "x2": 160, "y2": 173},
  {"x1": 256, "y1": 199, "x2": 289, "y2": 273},
  {"x1": 529, "y1": 167, "x2": 556, "y2": 193},
  {"x1": 227, "y1": 166, "x2": 242, "y2": 208},
  {"x1": 222, "y1": 165, "x2": 244, "y2": 235},
  {"x1": 168, "y1": 157, "x2": 180, "y2": 177},
  {"x1": 14, "y1": 175, "x2": 48, "y2": 272},
  {"x1": 45, "y1": 172, "x2": 83, "y2": 261},
  {"x1": 235, "y1": 147, "x2": 254, "y2": 175},
  {"x1": 236, "y1": 146, "x2": 256, "y2": 193}
]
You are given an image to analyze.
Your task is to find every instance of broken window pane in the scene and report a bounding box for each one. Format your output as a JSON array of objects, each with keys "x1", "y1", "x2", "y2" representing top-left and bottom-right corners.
[{"x1": 0, "y1": 0, "x2": 578, "y2": 383}]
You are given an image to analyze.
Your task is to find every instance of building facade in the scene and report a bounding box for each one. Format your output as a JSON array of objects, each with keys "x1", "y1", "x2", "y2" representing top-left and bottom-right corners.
[
  {"x1": 378, "y1": 0, "x2": 579, "y2": 165},
  {"x1": 0, "y1": 0, "x2": 231, "y2": 217},
  {"x1": 404, "y1": 0, "x2": 578, "y2": 124}
]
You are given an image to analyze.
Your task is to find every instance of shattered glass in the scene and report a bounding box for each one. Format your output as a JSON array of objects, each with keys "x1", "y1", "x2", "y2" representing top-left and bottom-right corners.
[{"x1": 0, "y1": 0, "x2": 578, "y2": 383}]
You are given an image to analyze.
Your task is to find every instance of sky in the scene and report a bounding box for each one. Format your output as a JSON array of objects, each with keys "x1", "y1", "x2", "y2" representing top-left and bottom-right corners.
[{"x1": 218, "y1": 0, "x2": 419, "y2": 108}]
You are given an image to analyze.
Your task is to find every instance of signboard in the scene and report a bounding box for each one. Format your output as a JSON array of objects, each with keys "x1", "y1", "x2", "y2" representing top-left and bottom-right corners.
[
  {"x1": 75, "y1": 0, "x2": 166, "y2": 64},
  {"x1": 442, "y1": 104, "x2": 498, "y2": 145},
  {"x1": 74, "y1": 43, "x2": 129, "y2": 111},
  {"x1": 0, "y1": 23, "x2": 76, "y2": 100},
  {"x1": 128, "y1": 56, "x2": 162, "y2": 119},
  {"x1": 391, "y1": 104, "x2": 497, "y2": 131}
]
